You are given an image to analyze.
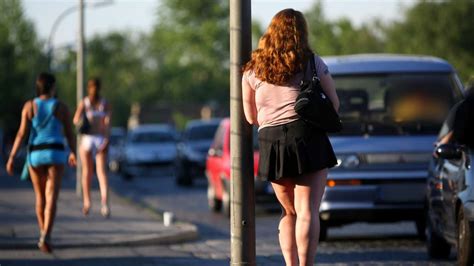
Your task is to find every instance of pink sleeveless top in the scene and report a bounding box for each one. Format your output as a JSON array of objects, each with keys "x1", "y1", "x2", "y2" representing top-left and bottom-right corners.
[{"x1": 242, "y1": 55, "x2": 329, "y2": 130}]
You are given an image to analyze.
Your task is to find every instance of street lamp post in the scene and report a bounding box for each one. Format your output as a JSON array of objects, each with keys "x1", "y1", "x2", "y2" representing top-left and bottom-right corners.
[
  {"x1": 76, "y1": 0, "x2": 85, "y2": 196},
  {"x1": 46, "y1": 0, "x2": 113, "y2": 71},
  {"x1": 229, "y1": 0, "x2": 254, "y2": 265}
]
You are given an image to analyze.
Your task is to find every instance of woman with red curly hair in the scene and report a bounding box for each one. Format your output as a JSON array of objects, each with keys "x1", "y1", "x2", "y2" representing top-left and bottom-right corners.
[{"x1": 242, "y1": 9, "x2": 339, "y2": 266}]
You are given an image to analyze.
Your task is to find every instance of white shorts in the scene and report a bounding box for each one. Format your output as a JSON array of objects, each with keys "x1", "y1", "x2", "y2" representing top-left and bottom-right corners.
[{"x1": 81, "y1": 135, "x2": 106, "y2": 153}]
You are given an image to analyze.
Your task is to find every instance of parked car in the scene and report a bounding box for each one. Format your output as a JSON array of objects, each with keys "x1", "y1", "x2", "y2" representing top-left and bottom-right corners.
[
  {"x1": 175, "y1": 119, "x2": 221, "y2": 186},
  {"x1": 320, "y1": 54, "x2": 464, "y2": 240},
  {"x1": 122, "y1": 124, "x2": 177, "y2": 179},
  {"x1": 426, "y1": 142, "x2": 473, "y2": 265},
  {"x1": 108, "y1": 127, "x2": 126, "y2": 173},
  {"x1": 206, "y1": 118, "x2": 275, "y2": 215}
]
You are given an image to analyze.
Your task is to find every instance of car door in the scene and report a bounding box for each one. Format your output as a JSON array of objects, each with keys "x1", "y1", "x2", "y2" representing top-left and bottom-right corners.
[
  {"x1": 207, "y1": 122, "x2": 226, "y2": 199},
  {"x1": 440, "y1": 151, "x2": 466, "y2": 240}
]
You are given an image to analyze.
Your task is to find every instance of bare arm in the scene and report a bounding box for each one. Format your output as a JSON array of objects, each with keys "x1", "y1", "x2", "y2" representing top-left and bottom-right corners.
[
  {"x1": 58, "y1": 102, "x2": 76, "y2": 153},
  {"x1": 6, "y1": 101, "x2": 32, "y2": 175},
  {"x1": 98, "y1": 101, "x2": 112, "y2": 153},
  {"x1": 57, "y1": 102, "x2": 77, "y2": 166},
  {"x1": 103, "y1": 101, "x2": 112, "y2": 139},
  {"x1": 320, "y1": 71, "x2": 340, "y2": 112},
  {"x1": 72, "y1": 100, "x2": 84, "y2": 125},
  {"x1": 242, "y1": 73, "x2": 259, "y2": 125}
]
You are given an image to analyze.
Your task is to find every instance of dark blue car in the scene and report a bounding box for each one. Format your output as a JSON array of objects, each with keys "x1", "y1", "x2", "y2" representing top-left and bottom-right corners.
[{"x1": 319, "y1": 54, "x2": 465, "y2": 240}]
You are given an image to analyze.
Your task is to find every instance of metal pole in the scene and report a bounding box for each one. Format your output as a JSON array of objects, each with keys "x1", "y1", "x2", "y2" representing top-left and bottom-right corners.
[
  {"x1": 230, "y1": 0, "x2": 254, "y2": 265},
  {"x1": 76, "y1": 0, "x2": 85, "y2": 196},
  {"x1": 46, "y1": 1, "x2": 113, "y2": 71},
  {"x1": 47, "y1": 5, "x2": 78, "y2": 71}
]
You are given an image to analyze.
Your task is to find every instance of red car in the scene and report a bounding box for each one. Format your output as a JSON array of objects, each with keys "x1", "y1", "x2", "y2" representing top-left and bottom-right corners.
[{"x1": 206, "y1": 118, "x2": 276, "y2": 215}]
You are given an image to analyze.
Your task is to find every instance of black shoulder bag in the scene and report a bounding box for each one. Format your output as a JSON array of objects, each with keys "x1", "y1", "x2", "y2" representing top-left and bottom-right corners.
[
  {"x1": 294, "y1": 54, "x2": 342, "y2": 133},
  {"x1": 77, "y1": 99, "x2": 90, "y2": 134}
]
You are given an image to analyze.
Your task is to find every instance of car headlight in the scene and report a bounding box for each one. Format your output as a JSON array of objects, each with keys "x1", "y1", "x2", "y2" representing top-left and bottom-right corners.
[{"x1": 336, "y1": 154, "x2": 360, "y2": 168}]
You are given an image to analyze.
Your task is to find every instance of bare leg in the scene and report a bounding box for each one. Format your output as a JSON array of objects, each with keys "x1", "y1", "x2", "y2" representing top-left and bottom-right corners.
[
  {"x1": 80, "y1": 147, "x2": 94, "y2": 214},
  {"x1": 29, "y1": 166, "x2": 48, "y2": 233},
  {"x1": 271, "y1": 178, "x2": 298, "y2": 266},
  {"x1": 42, "y1": 164, "x2": 63, "y2": 239},
  {"x1": 294, "y1": 169, "x2": 327, "y2": 266},
  {"x1": 95, "y1": 151, "x2": 109, "y2": 207}
]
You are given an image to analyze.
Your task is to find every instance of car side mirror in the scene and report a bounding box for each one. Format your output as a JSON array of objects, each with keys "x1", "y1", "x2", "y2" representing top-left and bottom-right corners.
[
  {"x1": 208, "y1": 148, "x2": 223, "y2": 157},
  {"x1": 435, "y1": 144, "x2": 463, "y2": 160}
]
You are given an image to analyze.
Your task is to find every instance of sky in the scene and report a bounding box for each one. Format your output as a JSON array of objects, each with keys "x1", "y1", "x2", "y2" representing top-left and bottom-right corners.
[{"x1": 22, "y1": 0, "x2": 416, "y2": 50}]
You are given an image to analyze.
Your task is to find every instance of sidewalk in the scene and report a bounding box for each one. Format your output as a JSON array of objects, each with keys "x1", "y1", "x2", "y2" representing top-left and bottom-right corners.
[{"x1": 0, "y1": 169, "x2": 198, "y2": 249}]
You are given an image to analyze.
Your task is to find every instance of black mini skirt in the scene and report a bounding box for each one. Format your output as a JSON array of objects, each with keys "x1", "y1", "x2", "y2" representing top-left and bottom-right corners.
[{"x1": 257, "y1": 119, "x2": 337, "y2": 182}]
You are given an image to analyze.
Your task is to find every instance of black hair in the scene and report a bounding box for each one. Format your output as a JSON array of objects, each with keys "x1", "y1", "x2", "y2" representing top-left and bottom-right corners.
[
  {"x1": 88, "y1": 77, "x2": 101, "y2": 90},
  {"x1": 36, "y1": 72, "x2": 56, "y2": 96}
]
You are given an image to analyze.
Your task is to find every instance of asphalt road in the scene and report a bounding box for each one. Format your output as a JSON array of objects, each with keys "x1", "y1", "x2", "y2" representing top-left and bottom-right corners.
[
  {"x1": 0, "y1": 167, "x2": 458, "y2": 265},
  {"x1": 108, "y1": 168, "x2": 458, "y2": 265}
]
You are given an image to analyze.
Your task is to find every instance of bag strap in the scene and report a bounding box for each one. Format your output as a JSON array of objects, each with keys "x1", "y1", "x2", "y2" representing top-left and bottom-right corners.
[
  {"x1": 309, "y1": 53, "x2": 318, "y2": 81},
  {"x1": 302, "y1": 53, "x2": 318, "y2": 84}
]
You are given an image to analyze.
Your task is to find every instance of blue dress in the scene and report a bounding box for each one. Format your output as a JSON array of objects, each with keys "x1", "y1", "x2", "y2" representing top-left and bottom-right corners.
[{"x1": 28, "y1": 98, "x2": 67, "y2": 167}]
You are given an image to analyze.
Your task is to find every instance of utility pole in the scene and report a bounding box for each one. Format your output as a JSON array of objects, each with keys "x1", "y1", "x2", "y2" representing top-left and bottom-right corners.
[
  {"x1": 76, "y1": 0, "x2": 85, "y2": 196},
  {"x1": 229, "y1": 0, "x2": 254, "y2": 265}
]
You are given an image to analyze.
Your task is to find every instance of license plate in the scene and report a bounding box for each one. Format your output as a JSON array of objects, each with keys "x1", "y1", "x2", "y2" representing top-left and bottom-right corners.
[{"x1": 376, "y1": 184, "x2": 425, "y2": 203}]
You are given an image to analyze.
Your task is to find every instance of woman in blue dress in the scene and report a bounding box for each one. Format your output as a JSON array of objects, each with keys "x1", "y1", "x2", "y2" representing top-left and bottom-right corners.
[{"x1": 6, "y1": 73, "x2": 77, "y2": 253}]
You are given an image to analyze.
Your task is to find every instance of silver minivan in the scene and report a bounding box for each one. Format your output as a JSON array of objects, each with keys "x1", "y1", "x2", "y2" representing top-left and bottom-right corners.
[{"x1": 320, "y1": 54, "x2": 465, "y2": 240}]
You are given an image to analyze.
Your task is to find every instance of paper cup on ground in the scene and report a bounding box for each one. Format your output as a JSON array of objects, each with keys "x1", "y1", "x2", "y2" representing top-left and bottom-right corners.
[{"x1": 163, "y1": 211, "x2": 174, "y2": 226}]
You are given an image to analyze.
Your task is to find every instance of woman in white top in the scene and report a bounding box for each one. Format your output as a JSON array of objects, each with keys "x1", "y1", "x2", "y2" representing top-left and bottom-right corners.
[{"x1": 73, "y1": 78, "x2": 112, "y2": 218}]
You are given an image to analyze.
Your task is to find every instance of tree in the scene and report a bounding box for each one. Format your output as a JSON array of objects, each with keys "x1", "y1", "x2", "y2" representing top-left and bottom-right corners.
[
  {"x1": 385, "y1": 0, "x2": 474, "y2": 80},
  {"x1": 148, "y1": 0, "x2": 230, "y2": 104},
  {"x1": 0, "y1": 0, "x2": 45, "y2": 130},
  {"x1": 304, "y1": 1, "x2": 384, "y2": 56}
]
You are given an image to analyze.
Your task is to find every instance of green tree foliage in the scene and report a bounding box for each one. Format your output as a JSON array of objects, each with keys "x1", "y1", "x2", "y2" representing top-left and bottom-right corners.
[
  {"x1": 148, "y1": 0, "x2": 229, "y2": 104},
  {"x1": 385, "y1": 0, "x2": 474, "y2": 80},
  {"x1": 304, "y1": 1, "x2": 384, "y2": 55},
  {"x1": 0, "y1": 0, "x2": 44, "y2": 129}
]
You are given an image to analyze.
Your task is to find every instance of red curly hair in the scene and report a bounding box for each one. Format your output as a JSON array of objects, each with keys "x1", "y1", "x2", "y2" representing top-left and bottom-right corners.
[{"x1": 243, "y1": 8, "x2": 313, "y2": 85}]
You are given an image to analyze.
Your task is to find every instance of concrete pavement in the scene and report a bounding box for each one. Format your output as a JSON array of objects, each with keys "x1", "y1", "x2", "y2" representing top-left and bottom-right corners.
[{"x1": 0, "y1": 168, "x2": 198, "y2": 251}]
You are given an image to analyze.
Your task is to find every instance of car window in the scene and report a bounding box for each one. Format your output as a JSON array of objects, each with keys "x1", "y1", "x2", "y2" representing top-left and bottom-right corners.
[
  {"x1": 129, "y1": 131, "x2": 174, "y2": 143},
  {"x1": 186, "y1": 124, "x2": 220, "y2": 141},
  {"x1": 332, "y1": 73, "x2": 463, "y2": 136},
  {"x1": 211, "y1": 124, "x2": 226, "y2": 152}
]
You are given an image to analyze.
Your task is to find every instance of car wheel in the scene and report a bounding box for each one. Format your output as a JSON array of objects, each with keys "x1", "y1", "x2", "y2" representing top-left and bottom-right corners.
[
  {"x1": 426, "y1": 211, "x2": 451, "y2": 259},
  {"x1": 122, "y1": 173, "x2": 133, "y2": 181},
  {"x1": 207, "y1": 183, "x2": 222, "y2": 212},
  {"x1": 176, "y1": 173, "x2": 193, "y2": 187},
  {"x1": 319, "y1": 221, "x2": 328, "y2": 242},
  {"x1": 457, "y1": 208, "x2": 474, "y2": 266},
  {"x1": 416, "y1": 218, "x2": 426, "y2": 240}
]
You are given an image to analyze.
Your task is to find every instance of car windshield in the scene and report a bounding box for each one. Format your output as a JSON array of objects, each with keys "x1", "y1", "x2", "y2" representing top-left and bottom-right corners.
[
  {"x1": 130, "y1": 131, "x2": 174, "y2": 143},
  {"x1": 186, "y1": 124, "x2": 219, "y2": 141},
  {"x1": 331, "y1": 73, "x2": 462, "y2": 136}
]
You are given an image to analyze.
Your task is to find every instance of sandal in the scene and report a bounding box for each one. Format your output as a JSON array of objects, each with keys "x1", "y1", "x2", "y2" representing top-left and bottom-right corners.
[
  {"x1": 101, "y1": 204, "x2": 110, "y2": 218},
  {"x1": 38, "y1": 233, "x2": 52, "y2": 253},
  {"x1": 82, "y1": 204, "x2": 90, "y2": 216}
]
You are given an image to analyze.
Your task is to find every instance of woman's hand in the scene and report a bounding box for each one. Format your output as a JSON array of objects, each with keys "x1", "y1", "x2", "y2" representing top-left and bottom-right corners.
[
  {"x1": 6, "y1": 157, "x2": 15, "y2": 176},
  {"x1": 98, "y1": 139, "x2": 109, "y2": 153},
  {"x1": 68, "y1": 152, "x2": 77, "y2": 167}
]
